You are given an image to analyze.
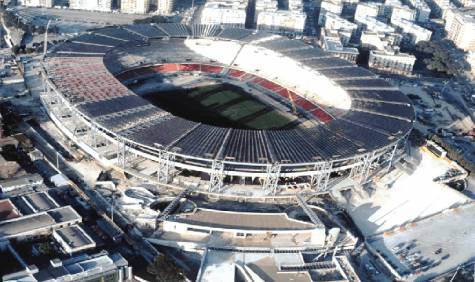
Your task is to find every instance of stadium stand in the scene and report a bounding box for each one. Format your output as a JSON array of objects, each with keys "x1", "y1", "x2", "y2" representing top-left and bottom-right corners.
[
  {"x1": 156, "y1": 23, "x2": 190, "y2": 37},
  {"x1": 347, "y1": 90, "x2": 411, "y2": 104},
  {"x1": 280, "y1": 47, "x2": 329, "y2": 60},
  {"x1": 317, "y1": 67, "x2": 376, "y2": 80},
  {"x1": 221, "y1": 130, "x2": 272, "y2": 163},
  {"x1": 239, "y1": 32, "x2": 274, "y2": 43},
  {"x1": 96, "y1": 106, "x2": 166, "y2": 132},
  {"x1": 337, "y1": 79, "x2": 396, "y2": 90},
  {"x1": 218, "y1": 27, "x2": 252, "y2": 40},
  {"x1": 78, "y1": 95, "x2": 149, "y2": 118},
  {"x1": 191, "y1": 24, "x2": 222, "y2": 38},
  {"x1": 124, "y1": 24, "x2": 168, "y2": 39},
  {"x1": 303, "y1": 57, "x2": 354, "y2": 70},
  {"x1": 218, "y1": 28, "x2": 254, "y2": 41},
  {"x1": 42, "y1": 24, "x2": 414, "y2": 177},
  {"x1": 72, "y1": 33, "x2": 125, "y2": 47},
  {"x1": 266, "y1": 130, "x2": 323, "y2": 162},
  {"x1": 303, "y1": 126, "x2": 363, "y2": 158},
  {"x1": 257, "y1": 37, "x2": 309, "y2": 51},
  {"x1": 351, "y1": 100, "x2": 414, "y2": 120},
  {"x1": 342, "y1": 111, "x2": 412, "y2": 136},
  {"x1": 325, "y1": 119, "x2": 391, "y2": 150},
  {"x1": 94, "y1": 26, "x2": 144, "y2": 42},
  {"x1": 53, "y1": 42, "x2": 111, "y2": 55},
  {"x1": 174, "y1": 125, "x2": 229, "y2": 158},
  {"x1": 124, "y1": 116, "x2": 197, "y2": 148}
]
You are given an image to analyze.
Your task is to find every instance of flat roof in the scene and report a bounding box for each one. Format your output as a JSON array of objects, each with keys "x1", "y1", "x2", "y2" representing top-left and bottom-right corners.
[
  {"x1": 48, "y1": 206, "x2": 81, "y2": 223},
  {"x1": 0, "y1": 199, "x2": 21, "y2": 221},
  {"x1": 170, "y1": 208, "x2": 317, "y2": 231},
  {"x1": 54, "y1": 225, "x2": 95, "y2": 251},
  {"x1": 247, "y1": 256, "x2": 312, "y2": 282},
  {"x1": 0, "y1": 212, "x2": 55, "y2": 238},
  {"x1": 0, "y1": 206, "x2": 81, "y2": 239},
  {"x1": 369, "y1": 203, "x2": 475, "y2": 278},
  {"x1": 0, "y1": 174, "x2": 43, "y2": 190},
  {"x1": 31, "y1": 252, "x2": 127, "y2": 281},
  {"x1": 198, "y1": 248, "x2": 310, "y2": 281},
  {"x1": 23, "y1": 192, "x2": 59, "y2": 212}
]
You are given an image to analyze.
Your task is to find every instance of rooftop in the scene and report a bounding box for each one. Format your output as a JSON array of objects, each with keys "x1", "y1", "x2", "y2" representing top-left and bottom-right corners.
[
  {"x1": 3, "y1": 251, "x2": 129, "y2": 282},
  {"x1": 22, "y1": 192, "x2": 59, "y2": 212},
  {"x1": 53, "y1": 225, "x2": 96, "y2": 253},
  {"x1": 170, "y1": 208, "x2": 317, "y2": 231},
  {"x1": 0, "y1": 199, "x2": 21, "y2": 221},
  {"x1": 0, "y1": 174, "x2": 43, "y2": 193},
  {"x1": 247, "y1": 256, "x2": 312, "y2": 282},
  {"x1": 336, "y1": 147, "x2": 470, "y2": 236},
  {"x1": 370, "y1": 49, "x2": 416, "y2": 59},
  {"x1": 369, "y1": 203, "x2": 475, "y2": 279},
  {"x1": 198, "y1": 248, "x2": 312, "y2": 282},
  {"x1": 0, "y1": 206, "x2": 81, "y2": 240}
]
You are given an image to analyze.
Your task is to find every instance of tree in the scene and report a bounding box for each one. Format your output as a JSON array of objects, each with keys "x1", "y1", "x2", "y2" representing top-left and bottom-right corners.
[
  {"x1": 134, "y1": 15, "x2": 174, "y2": 24},
  {"x1": 408, "y1": 128, "x2": 426, "y2": 147},
  {"x1": 146, "y1": 254, "x2": 186, "y2": 282},
  {"x1": 430, "y1": 135, "x2": 475, "y2": 175},
  {"x1": 415, "y1": 40, "x2": 471, "y2": 76},
  {"x1": 11, "y1": 45, "x2": 20, "y2": 55}
]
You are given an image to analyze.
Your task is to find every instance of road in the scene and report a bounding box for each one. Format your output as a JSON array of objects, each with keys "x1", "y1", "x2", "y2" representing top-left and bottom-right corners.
[{"x1": 12, "y1": 6, "x2": 148, "y2": 26}]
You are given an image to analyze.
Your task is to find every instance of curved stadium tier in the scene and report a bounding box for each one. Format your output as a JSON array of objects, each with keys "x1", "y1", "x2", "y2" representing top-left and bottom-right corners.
[{"x1": 40, "y1": 23, "x2": 414, "y2": 197}]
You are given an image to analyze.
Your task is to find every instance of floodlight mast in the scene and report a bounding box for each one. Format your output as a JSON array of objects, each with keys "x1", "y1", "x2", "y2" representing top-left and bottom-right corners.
[{"x1": 43, "y1": 20, "x2": 51, "y2": 59}]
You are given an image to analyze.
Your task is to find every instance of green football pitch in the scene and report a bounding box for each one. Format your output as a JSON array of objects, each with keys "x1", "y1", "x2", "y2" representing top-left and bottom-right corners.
[{"x1": 142, "y1": 83, "x2": 298, "y2": 130}]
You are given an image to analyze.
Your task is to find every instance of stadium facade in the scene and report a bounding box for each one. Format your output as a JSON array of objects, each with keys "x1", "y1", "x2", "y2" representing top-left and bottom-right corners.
[{"x1": 40, "y1": 23, "x2": 414, "y2": 197}]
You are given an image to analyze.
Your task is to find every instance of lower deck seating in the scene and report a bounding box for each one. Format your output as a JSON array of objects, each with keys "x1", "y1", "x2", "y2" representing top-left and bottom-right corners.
[
  {"x1": 174, "y1": 125, "x2": 229, "y2": 158},
  {"x1": 310, "y1": 108, "x2": 333, "y2": 123},
  {"x1": 221, "y1": 130, "x2": 272, "y2": 163},
  {"x1": 266, "y1": 130, "x2": 324, "y2": 162}
]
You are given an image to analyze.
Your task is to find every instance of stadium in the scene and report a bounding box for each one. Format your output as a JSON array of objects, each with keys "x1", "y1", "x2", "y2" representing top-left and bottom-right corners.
[{"x1": 39, "y1": 23, "x2": 415, "y2": 197}]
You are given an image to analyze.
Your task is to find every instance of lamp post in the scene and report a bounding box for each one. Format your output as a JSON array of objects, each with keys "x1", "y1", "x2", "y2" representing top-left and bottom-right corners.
[{"x1": 98, "y1": 181, "x2": 118, "y2": 222}]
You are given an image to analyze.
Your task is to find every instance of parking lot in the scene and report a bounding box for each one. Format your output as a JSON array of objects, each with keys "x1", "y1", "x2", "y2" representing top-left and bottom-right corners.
[
  {"x1": 9, "y1": 7, "x2": 149, "y2": 34},
  {"x1": 368, "y1": 203, "x2": 475, "y2": 280}
]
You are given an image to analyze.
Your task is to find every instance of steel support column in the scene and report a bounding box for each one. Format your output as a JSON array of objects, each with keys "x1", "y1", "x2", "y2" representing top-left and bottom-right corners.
[
  {"x1": 263, "y1": 162, "x2": 281, "y2": 195},
  {"x1": 362, "y1": 151, "x2": 377, "y2": 183},
  {"x1": 385, "y1": 143, "x2": 398, "y2": 173},
  {"x1": 90, "y1": 123, "x2": 98, "y2": 149},
  {"x1": 157, "y1": 150, "x2": 175, "y2": 184},
  {"x1": 350, "y1": 153, "x2": 372, "y2": 183},
  {"x1": 310, "y1": 161, "x2": 333, "y2": 192},
  {"x1": 116, "y1": 137, "x2": 128, "y2": 169},
  {"x1": 209, "y1": 160, "x2": 224, "y2": 192}
]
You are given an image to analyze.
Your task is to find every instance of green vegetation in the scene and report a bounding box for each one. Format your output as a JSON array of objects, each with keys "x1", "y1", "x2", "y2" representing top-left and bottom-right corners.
[
  {"x1": 408, "y1": 128, "x2": 426, "y2": 147},
  {"x1": 200, "y1": 90, "x2": 240, "y2": 106},
  {"x1": 133, "y1": 15, "x2": 175, "y2": 24},
  {"x1": 142, "y1": 83, "x2": 298, "y2": 130},
  {"x1": 416, "y1": 40, "x2": 471, "y2": 76},
  {"x1": 188, "y1": 84, "x2": 221, "y2": 97},
  {"x1": 146, "y1": 254, "x2": 185, "y2": 282},
  {"x1": 220, "y1": 100, "x2": 266, "y2": 121},
  {"x1": 430, "y1": 134, "x2": 475, "y2": 175},
  {"x1": 251, "y1": 111, "x2": 295, "y2": 129}
]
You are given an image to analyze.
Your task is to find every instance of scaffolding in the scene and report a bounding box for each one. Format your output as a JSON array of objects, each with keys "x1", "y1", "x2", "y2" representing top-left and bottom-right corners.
[
  {"x1": 209, "y1": 160, "x2": 224, "y2": 193},
  {"x1": 158, "y1": 150, "x2": 175, "y2": 184},
  {"x1": 263, "y1": 162, "x2": 281, "y2": 195},
  {"x1": 310, "y1": 162, "x2": 333, "y2": 192}
]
